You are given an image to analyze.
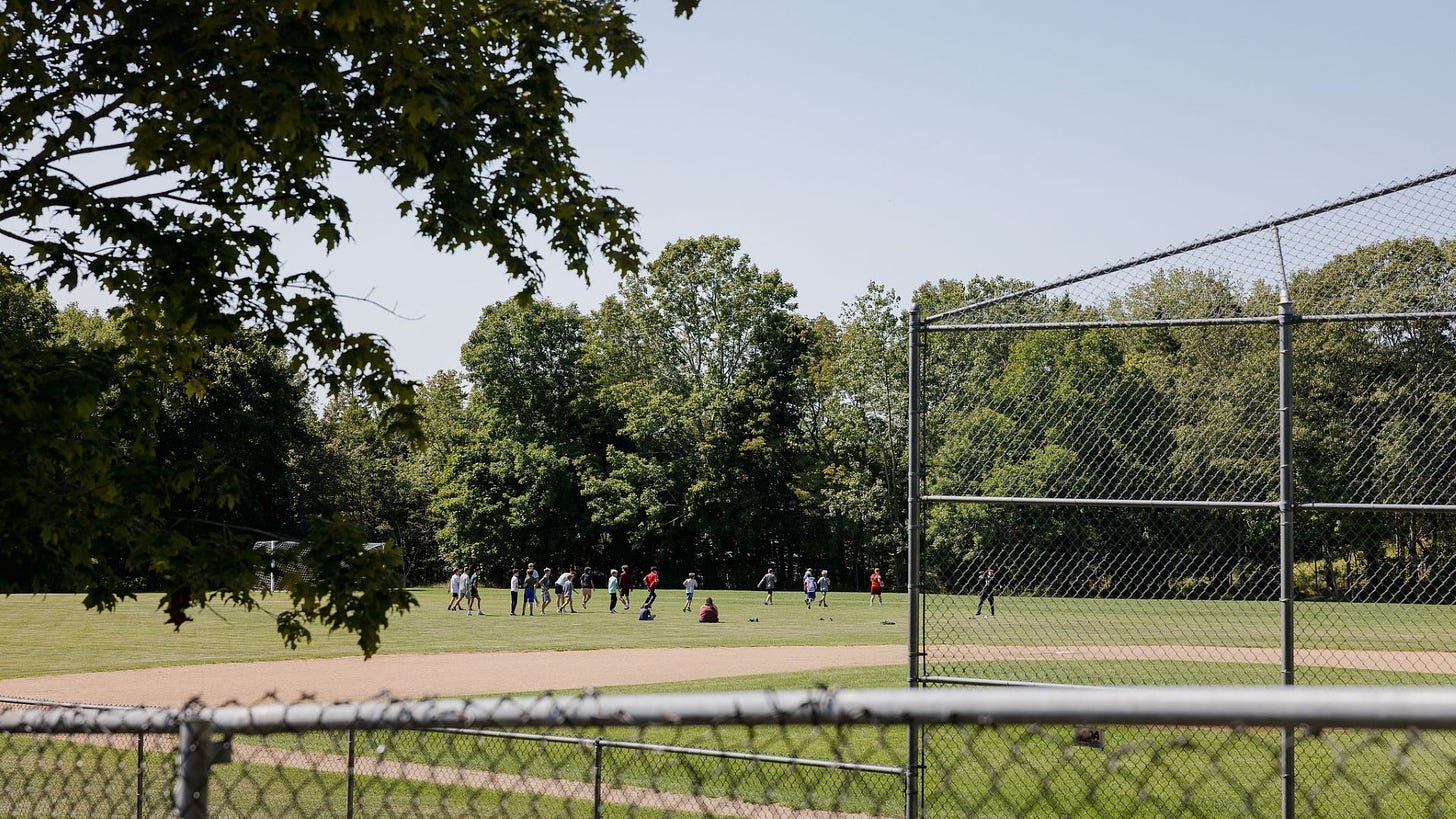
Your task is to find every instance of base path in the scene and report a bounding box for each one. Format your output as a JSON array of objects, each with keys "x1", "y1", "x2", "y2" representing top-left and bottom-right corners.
[
  {"x1": 0, "y1": 645, "x2": 907, "y2": 707},
  {"x1": 7, "y1": 643, "x2": 1453, "y2": 708}
]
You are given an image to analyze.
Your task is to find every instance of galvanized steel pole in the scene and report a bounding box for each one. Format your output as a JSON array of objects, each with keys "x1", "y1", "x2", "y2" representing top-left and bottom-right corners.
[
  {"x1": 1275, "y1": 226, "x2": 1296, "y2": 819},
  {"x1": 175, "y1": 720, "x2": 213, "y2": 819},
  {"x1": 346, "y1": 726, "x2": 356, "y2": 819},
  {"x1": 906, "y1": 304, "x2": 924, "y2": 819}
]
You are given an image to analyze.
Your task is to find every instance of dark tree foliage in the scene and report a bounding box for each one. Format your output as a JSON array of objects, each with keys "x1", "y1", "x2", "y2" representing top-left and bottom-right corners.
[{"x1": 0, "y1": 1, "x2": 698, "y2": 652}]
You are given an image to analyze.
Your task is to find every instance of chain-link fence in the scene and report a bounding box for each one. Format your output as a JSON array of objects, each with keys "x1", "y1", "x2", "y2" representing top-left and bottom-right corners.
[
  {"x1": 10, "y1": 687, "x2": 1456, "y2": 817},
  {"x1": 907, "y1": 167, "x2": 1456, "y2": 815}
]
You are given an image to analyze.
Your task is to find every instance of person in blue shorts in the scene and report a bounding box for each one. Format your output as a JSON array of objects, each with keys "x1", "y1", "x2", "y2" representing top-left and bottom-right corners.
[
  {"x1": 803, "y1": 569, "x2": 816, "y2": 609},
  {"x1": 523, "y1": 568, "x2": 538, "y2": 615}
]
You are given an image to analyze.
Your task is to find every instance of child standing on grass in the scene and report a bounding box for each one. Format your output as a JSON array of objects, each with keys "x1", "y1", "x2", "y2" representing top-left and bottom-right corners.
[
  {"x1": 619, "y1": 565, "x2": 632, "y2": 607},
  {"x1": 803, "y1": 570, "x2": 816, "y2": 609},
  {"x1": 682, "y1": 572, "x2": 698, "y2": 612},
  {"x1": 608, "y1": 568, "x2": 620, "y2": 613},
  {"x1": 540, "y1": 567, "x2": 553, "y2": 614},
  {"x1": 869, "y1": 567, "x2": 884, "y2": 607},
  {"x1": 509, "y1": 570, "x2": 521, "y2": 615},
  {"x1": 817, "y1": 570, "x2": 830, "y2": 607}
]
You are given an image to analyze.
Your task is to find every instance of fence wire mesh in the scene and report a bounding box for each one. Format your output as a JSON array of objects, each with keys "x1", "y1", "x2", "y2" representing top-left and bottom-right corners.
[
  {"x1": 917, "y1": 167, "x2": 1456, "y2": 690},
  {"x1": 11, "y1": 689, "x2": 1456, "y2": 818},
  {"x1": 912, "y1": 167, "x2": 1456, "y2": 814}
]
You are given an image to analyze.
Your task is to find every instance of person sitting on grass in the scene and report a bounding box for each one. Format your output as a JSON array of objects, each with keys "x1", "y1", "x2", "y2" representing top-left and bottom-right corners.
[
  {"x1": 638, "y1": 602, "x2": 655, "y2": 621},
  {"x1": 698, "y1": 597, "x2": 719, "y2": 623}
]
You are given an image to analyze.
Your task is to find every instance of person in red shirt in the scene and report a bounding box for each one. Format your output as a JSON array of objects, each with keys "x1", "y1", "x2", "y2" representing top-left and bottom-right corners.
[
  {"x1": 643, "y1": 566, "x2": 660, "y2": 608},
  {"x1": 869, "y1": 567, "x2": 884, "y2": 607},
  {"x1": 619, "y1": 565, "x2": 632, "y2": 607},
  {"x1": 698, "y1": 597, "x2": 719, "y2": 623}
]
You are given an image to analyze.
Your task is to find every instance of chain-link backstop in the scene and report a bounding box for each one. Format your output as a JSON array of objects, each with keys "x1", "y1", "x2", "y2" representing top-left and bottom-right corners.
[
  {"x1": 10, "y1": 687, "x2": 1456, "y2": 818},
  {"x1": 908, "y1": 167, "x2": 1456, "y2": 816}
]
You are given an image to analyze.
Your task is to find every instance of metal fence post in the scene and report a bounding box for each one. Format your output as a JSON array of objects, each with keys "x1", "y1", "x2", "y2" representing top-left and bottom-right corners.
[
  {"x1": 175, "y1": 719, "x2": 214, "y2": 819},
  {"x1": 906, "y1": 303, "x2": 924, "y2": 819},
  {"x1": 347, "y1": 726, "x2": 356, "y2": 819},
  {"x1": 1274, "y1": 226, "x2": 1296, "y2": 819},
  {"x1": 135, "y1": 733, "x2": 144, "y2": 819},
  {"x1": 592, "y1": 738, "x2": 604, "y2": 819}
]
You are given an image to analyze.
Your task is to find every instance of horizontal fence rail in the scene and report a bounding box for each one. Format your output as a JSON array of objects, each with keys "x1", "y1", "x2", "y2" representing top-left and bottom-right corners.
[
  {"x1": 10, "y1": 688, "x2": 1456, "y2": 817},
  {"x1": 15, "y1": 688, "x2": 1456, "y2": 735}
]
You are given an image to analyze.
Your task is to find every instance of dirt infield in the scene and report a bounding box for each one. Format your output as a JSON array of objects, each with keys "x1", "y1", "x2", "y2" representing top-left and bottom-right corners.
[
  {"x1": 0, "y1": 645, "x2": 906, "y2": 707},
  {"x1": 6, "y1": 643, "x2": 1454, "y2": 707}
]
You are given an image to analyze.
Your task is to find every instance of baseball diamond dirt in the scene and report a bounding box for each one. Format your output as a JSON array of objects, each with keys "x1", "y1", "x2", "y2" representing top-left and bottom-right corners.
[{"x1": 5, "y1": 644, "x2": 1454, "y2": 707}]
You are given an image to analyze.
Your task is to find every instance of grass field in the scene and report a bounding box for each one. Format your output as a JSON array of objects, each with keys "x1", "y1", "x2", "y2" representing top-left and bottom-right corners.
[
  {"x1": 9, "y1": 588, "x2": 1456, "y2": 683},
  {"x1": 0, "y1": 588, "x2": 908, "y2": 680},
  {"x1": 7, "y1": 588, "x2": 1456, "y2": 817}
]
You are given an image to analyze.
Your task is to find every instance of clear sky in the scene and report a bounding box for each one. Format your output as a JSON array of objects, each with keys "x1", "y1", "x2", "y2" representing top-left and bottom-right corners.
[{"x1": 53, "y1": 1, "x2": 1456, "y2": 382}]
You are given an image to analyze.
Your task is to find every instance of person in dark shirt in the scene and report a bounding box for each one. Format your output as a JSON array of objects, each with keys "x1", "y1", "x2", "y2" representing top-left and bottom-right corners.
[{"x1": 975, "y1": 568, "x2": 998, "y2": 617}]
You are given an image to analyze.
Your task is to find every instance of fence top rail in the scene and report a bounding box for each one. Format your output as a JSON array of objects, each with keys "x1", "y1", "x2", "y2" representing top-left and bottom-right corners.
[
  {"x1": 923, "y1": 165, "x2": 1456, "y2": 325},
  {"x1": 12, "y1": 687, "x2": 1456, "y2": 735}
]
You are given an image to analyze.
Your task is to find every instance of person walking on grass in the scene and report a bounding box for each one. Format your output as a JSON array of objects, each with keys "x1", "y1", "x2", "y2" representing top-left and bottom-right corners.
[
  {"x1": 459, "y1": 569, "x2": 474, "y2": 614},
  {"x1": 579, "y1": 566, "x2": 594, "y2": 609},
  {"x1": 607, "y1": 568, "x2": 620, "y2": 614},
  {"x1": 619, "y1": 565, "x2": 632, "y2": 607},
  {"x1": 682, "y1": 572, "x2": 698, "y2": 612},
  {"x1": 757, "y1": 567, "x2": 776, "y2": 605},
  {"x1": 869, "y1": 567, "x2": 884, "y2": 607},
  {"x1": 803, "y1": 570, "x2": 816, "y2": 609},
  {"x1": 975, "y1": 567, "x2": 998, "y2": 617},
  {"x1": 817, "y1": 570, "x2": 830, "y2": 607},
  {"x1": 467, "y1": 568, "x2": 482, "y2": 616},
  {"x1": 643, "y1": 566, "x2": 660, "y2": 608},
  {"x1": 448, "y1": 569, "x2": 463, "y2": 611},
  {"x1": 509, "y1": 570, "x2": 521, "y2": 615},
  {"x1": 540, "y1": 567, "x2": 553, "y2": 614}
]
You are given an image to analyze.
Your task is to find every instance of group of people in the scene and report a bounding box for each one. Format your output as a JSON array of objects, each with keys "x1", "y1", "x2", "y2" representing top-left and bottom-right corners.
[
  {"x1": 448, "y1": 563, "x2": 721, "y2": 622},
  {"x1": 755, "y1": 567, "x2": 888, "y2": 608},
  {"x1": 503, "y1": 562, "x2": 602, "y2": 615},
  {"x1": 449, "y1": 564, "x2": 898, "y2": 620}
]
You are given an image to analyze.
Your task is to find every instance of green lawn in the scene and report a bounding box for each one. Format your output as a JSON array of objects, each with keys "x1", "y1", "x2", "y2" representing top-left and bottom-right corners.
[
  {"x1": 922, "y1": 594, "x2": 1456, "y2": 652},
  {"x1": 10, "y1": 589, "x2": 1456, "y2": 685},
  {"x1": 0, "y1": 588, "x2": 908, "y2": 679}
]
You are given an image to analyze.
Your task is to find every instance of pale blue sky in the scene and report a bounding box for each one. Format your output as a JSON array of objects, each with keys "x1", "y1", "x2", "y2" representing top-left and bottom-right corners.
[{"x1": 58, "y1": 2, "x2": 1456, "y2": 381}]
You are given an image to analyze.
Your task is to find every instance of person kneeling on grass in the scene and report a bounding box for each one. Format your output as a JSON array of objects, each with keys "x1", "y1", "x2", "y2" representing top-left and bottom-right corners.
[
  {"x1": 698, "y1": 597, "x2": 719, "y2": 623},
  {"x1": 638, "y1": 603, "x2": 655, "y2": 621}
]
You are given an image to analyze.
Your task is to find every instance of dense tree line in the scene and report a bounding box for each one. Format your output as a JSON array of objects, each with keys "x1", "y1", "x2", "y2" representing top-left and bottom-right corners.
[
  {"x1": 430, "y1": 236, "x2": 909, "y2": 590},
  {"x1": 9, "y1": 233, "x2": 1452, "y2": 647}
]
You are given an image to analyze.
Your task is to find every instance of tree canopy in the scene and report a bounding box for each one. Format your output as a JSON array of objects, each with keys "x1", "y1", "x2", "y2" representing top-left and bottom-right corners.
[{"x1": 0, "y1": 1, "x2": 698, "y2": 653}]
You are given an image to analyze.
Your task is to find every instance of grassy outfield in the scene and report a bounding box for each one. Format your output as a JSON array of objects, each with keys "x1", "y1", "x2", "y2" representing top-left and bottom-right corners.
[
  {"x1": 0, "y1": 588, "x2": 908, "y2": 679},
  {"x1": 8, "y1": 588, "x2": 1456, "y2": 682},
  {"x1": 922, "y1": 594, "x2": 1456, "y2": 652}
]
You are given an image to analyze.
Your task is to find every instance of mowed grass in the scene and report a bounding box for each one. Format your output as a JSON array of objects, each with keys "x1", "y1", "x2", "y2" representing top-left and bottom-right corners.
[
  {"x1": 0, "y1": 587, "x2": 908, "y2": 679},
  {"x1": 923, "y1": 594, "x2": 1456, "y2": 652},
  {"x1": 10, "y1": 588, "x2": 1456, "y2": 681}
]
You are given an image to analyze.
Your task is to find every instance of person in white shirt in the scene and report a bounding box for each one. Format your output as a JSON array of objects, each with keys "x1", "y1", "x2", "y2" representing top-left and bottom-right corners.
[
  {"x1": 509, "y1": 570, "x2": 521, "y2": 615},
  {"x1": 682, "y1": 572, "x2": 699, "y2": 612},
  {"x1": 460, "y1": 569, "x2": 475, "y2": 615},
  {"x1": 448, "y1": 570, "x2": 463, "y2": 611}
]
